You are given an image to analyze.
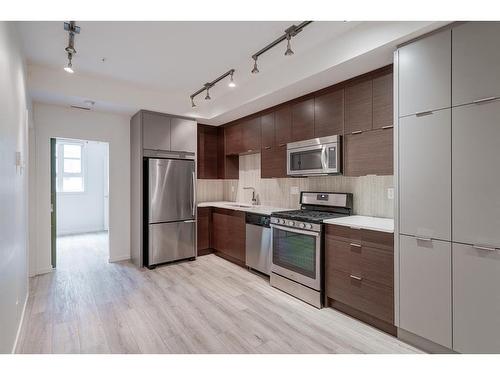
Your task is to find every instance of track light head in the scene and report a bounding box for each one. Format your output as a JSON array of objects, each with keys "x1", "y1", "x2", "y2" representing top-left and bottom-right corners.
[
  {"x1": 64, "y1": 54, "x2": 74, "y2": 73},
  {"x1": 205, "y1": 88, "x2": 211, "y2": 100},
  {"x1": 284, "y1": 34, "x2": 294, "y2": 56},
  {"x1": 251, "y1": 58, "x2": 259, "y2": 74},
  {"x1": 191, "y1": 97, "x2": 196, "y2": 107},
  {"x1": 228, "y1": 71, "x2": 236, "y2": 88}
]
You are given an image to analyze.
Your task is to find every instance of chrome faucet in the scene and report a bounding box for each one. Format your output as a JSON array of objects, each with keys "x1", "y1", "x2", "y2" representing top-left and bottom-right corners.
[{"x1": 243, "y1": 186, "x2": 258, "y2": 205}]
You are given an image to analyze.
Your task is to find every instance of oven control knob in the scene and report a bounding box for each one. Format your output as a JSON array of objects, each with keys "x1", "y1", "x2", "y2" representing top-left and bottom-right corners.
[
  {"x1": 288, "y1": 221, "x2": 295, "y2": 226},
  {"x1": 300, "y1": 223, "x2": 306, "y2": 228},
  {"x1": 306, "y1": 223, "x2": 313, "y2": 230},
  {"x1": 279, "y1": 219, "x2": 285, "y2": 224}
]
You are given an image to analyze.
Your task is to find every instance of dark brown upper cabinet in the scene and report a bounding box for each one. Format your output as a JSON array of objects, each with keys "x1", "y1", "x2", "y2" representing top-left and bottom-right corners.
[
  {"x1": 224, "y1": 123, "x2": 243, "y2": 155},
  {"x1": 314, "y1": 89, "x2": 344, "y2": 137},
  {"x1": 372, "y1": 73, "x2": 394, "y2": 130},
  {"x1": 291, "y1": 98, "x2": 314, "y2": 142},
  {"x1": 241, "y1": 117, "x2": 261, "y2": 153},
  {"x1": 218, "y1": 127, "x2": 239, "y2": 179},
  {"x1": 261, "y1": 112, "x2": 275, "y2": 150},
  {"x1": 275, "y1": 105, "x2": 292, "y2": 146},
  {"x1": 197, "y1": 124, "x2": 218, "y2": 179},
  {"x1": 345, "y1": 79, "x2": 373, "y2": 134},
  {"x1": 261, "y1": 145, "x2": 287, "y2": 178}
]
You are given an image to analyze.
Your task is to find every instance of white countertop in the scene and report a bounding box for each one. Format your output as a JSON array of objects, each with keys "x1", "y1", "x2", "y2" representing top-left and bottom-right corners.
[
  {"x1": 324, "y1": 215, "x2": 394, "y2": 233},
  {"x1": 197, "y1": 201, "x2": 290, "y2": 216}
]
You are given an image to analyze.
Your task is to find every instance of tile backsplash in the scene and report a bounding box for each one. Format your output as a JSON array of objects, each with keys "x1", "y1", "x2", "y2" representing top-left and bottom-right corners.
[{"x1": 198, "y1": 153, "x2": 395, "y2": 218}]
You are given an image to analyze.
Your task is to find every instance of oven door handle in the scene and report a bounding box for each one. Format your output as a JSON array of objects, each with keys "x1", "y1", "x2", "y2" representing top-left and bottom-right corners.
[{"x1": 271, "y1": 223, "x2": 320, "y2": 237}]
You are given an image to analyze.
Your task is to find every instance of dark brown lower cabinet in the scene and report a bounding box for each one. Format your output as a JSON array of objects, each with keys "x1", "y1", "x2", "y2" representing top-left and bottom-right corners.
[
  {"x1": 325, "y1": 224, "x2": 395, "y2": 335},
  {"x1": 197, "y1": 207, "x2": 212, "y2": 255},
  {"x1": 261, "y1": 145, "x2": 287, "y2": 178},
  {"x1": 211, "y1": 208, "x2": 246, "y2": 265},
  {"x1": 344, "y1": 128, "x2": 393, "y2": 176}
]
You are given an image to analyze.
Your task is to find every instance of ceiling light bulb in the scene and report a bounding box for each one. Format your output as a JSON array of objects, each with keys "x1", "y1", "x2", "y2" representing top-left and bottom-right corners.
[
  {"x1": 228, "y1": 73, "x2": 236, "y2": 88},
  {"x1": 251, "y1": 58, "x2": 259, "y2": 74},
  {"x1": 64, "y1": 62, "x2": 74, "y2": 74},
  {"x1": 205, "y1": 88, "x2": 211, "y2": 100},
  {"x1": 284, "y1": 35, "x2": 294, "y2": 56}
]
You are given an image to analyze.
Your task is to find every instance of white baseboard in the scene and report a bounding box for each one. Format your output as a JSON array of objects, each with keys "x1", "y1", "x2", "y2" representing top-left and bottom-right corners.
[
  {"x1": 36, "y1": 266, "x2": 54, "y2": 275},
  {"x1": 12, "y1": 292, "x2": 29, "y2": 354},
  {"x1": 108, "y1": 255, "x2": 130, "y2": 263}
]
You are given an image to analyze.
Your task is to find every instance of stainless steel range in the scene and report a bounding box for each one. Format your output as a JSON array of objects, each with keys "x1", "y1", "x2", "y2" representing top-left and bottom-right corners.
[{"x1": 270, "y1": 192, "x2": 353, "y2": 308}]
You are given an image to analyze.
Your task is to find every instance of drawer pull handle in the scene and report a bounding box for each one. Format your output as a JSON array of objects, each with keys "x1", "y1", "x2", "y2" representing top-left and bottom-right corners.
[
  {"x1": 473, "y1": 97, "x2": 497, "y2": 105},
  {"x1": 382, "y1": 125, "x2": 394, "y2": 129},
  {"x1": 264, "y1": 146, "x2": 271, "y2": 149},
  {"x1": 350, "y1": 226, "x2": 361, "y2": 230},
  {"x1": 350, "y1": 275, "x2": 362, "y2": 281},
  {"x1": 350, "y1": 243, "x2": 361, "y2": 248},
  {"x1": 351, "y1": 131, "x2": 363, "y2": 135},
  {"x1": 415, "y1": 110, "x2": 433, "y2": 117},
  {"x1": 473, "y1": 244, "x2": 497, "y2": 252},
  {"x1": 415, "y1": 237, "x2": 432, "y2": 242}
]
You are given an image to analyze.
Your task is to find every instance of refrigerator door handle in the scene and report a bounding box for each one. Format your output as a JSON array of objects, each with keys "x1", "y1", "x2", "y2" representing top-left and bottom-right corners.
[
  {"x1": 184, "y1": 220, "x2": 196, "y2": 223},
  {"x1": 192, "y1": 170, "x2": 196, "y2": 217}
]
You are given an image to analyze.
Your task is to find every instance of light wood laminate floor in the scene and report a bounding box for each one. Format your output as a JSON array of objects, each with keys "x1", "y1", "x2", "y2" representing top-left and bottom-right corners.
[{"x1": 16, "y1": 232, "x2": 421, "y2": 354}]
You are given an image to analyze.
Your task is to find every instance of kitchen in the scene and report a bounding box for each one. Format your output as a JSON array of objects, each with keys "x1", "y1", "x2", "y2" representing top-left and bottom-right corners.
[{"x1": 1, "y1": 5, "x2": 500, "y2": 372}]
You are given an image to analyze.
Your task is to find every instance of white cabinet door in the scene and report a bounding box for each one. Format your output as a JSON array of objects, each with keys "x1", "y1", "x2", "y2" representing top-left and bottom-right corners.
[
  {"x1": 399, "y1": 109, "x2": 451, "y2": 240},
  {"x1": 453, "y1": 243, "x2": 500, "y2": 353},
  {"x1": 452, "y1": 22, "x2": 500, "y2": 106},
  {"x1": 452, "y1": 101, "x2": 500, "y2": 248},
  {"x1": 398, "y1": 29, "x2": 451, "y2": 117},
  {"x1": 142, "y1": 112, "x2": 171, "y2": 151},
  {"x1": 171, "y1": 118, "x2": 197, "y2": 153},
  {"x1": 399, "y1": 235, "x2": 452, "y2": 348}
]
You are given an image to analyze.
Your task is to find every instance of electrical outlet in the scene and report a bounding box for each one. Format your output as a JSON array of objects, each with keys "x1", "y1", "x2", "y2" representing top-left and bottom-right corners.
[
  {"x1": 387, "y1": 187, "x2": 394, "y2": 200},
  {"x1": 290, "y1": 186, "x2": 299, "y2": 195},
  {"x1": 231, "y1": 185, "x2": 235, "y2": 193}
]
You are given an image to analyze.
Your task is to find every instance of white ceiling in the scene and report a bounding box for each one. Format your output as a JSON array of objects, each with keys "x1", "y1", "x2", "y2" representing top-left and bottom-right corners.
[{"x1": 18, "y1": 21, "x2": 448, "y2": 124}]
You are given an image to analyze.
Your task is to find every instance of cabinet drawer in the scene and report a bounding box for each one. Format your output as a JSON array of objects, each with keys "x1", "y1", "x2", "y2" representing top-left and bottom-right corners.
[
  {"x1": 327, "y1": 270, "x2": 393, "y2": 324},
  {"x1": 326, "y1": 224, "x2": 394, "y2": 251},
  {"x1": 326, "y1": 224, "x2": 361, "y2": 243}
]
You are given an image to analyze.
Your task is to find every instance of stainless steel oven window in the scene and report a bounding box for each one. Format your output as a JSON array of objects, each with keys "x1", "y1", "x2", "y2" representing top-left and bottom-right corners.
[{"x1": 272, "y1": 226, "x2": 317, "y2": 279}]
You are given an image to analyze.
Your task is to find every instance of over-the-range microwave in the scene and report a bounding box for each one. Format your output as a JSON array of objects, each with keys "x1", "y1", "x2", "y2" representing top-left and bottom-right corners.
[{"x1": 286, "y1": 135, "x2": 341, "y2": 176}]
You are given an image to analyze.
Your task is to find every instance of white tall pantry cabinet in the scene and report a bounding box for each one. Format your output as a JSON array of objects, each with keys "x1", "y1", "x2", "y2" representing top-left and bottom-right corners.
[{"x1": 396, "y1": 22, "x2": 500, "y2": 353}]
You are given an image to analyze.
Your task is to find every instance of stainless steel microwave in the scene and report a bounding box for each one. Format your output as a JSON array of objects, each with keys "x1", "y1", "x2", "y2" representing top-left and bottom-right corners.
[{"x1": 286, "y1": 135, "x2": 341, "y2": 176}]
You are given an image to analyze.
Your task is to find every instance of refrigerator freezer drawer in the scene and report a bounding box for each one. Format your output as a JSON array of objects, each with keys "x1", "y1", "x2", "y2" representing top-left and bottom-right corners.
[{"x1": 148, "y1": 221, "x2": 196, "y2": 266}]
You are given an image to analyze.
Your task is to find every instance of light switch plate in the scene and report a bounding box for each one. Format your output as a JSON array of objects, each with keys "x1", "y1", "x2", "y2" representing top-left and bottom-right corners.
[
  {"x1": 290, "y1": 186, "x2": 299, "y2": 195},
  {"x1": 387, "y1": 187, "x2": 394, "y2": 200}
]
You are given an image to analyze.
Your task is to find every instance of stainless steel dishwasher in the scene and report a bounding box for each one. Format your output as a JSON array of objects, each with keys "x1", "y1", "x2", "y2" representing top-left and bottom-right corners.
[{"x1": 245, "y1": 212, "x2": 271, "y2": 275}]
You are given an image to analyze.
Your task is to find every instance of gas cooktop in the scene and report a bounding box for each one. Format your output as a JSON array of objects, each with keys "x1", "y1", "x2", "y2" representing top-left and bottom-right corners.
[{"x1": 272, "y1": 209, "x2": 348, "y2": 224}]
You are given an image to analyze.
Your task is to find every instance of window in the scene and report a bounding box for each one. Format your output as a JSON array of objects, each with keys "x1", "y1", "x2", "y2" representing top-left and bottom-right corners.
[{"x1": 55, "y1": 140, "x2": 86, "y2": 193}]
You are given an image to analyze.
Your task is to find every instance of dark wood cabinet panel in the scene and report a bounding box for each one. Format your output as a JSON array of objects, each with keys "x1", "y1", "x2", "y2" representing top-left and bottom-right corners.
[
  {"x1": 197, "y1": 207, "x2": 211, "y2": 253},
  {"x1": 217, "y1": 127, "x2": 239, "y2": 179},
  {"x1": 372, "y1": 73, "x2": 394, "y2": 130},
  {"x1": 314, "y1": 89, "x2": 344, "y2": 137},
  {"x1": 275, "y1": 105, "x2": 292, "y2": 146},
  {"x1": 344, "y1": 128, "x2": 393, "y2": 176},
  {"x1": 261, "y1": 144, "x2": 287, "y2": 178},
  {"x1": 211, "y1": 208, "x2": 246, "y2": 264},
  {"x1": 261, "y1": 112, "x2": 275, "y2": 149},
  {"x1": 225, "y1": 123, "x2": 243, "y2": 155},
  {"x1": 345, "y1": 80, "x2": 373, "y2": 134},
  {"x1": 291, "y1": 99, "x2": 314, "y2": 142},
  {"x1": 241, "y1": 117, "x2": 261, "y2": 153},
  {"x1": 197, "y1": 125, "x2": 218, "y2": 179}
]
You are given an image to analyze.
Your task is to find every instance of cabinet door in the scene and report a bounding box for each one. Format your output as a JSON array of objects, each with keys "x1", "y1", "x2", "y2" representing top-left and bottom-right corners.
[
  {"x1": 452, "y1": 22, "x2": 500, "y2": 106},
  {"x1": 399, "y1": 109, "x2": 451, "y2": 241},
  {"x1": 452, "y1": 101, "x2": 500, "y2": 248},
  {"x1": 226, "y1": 210, "x2": 246, "y2": 262},
  {"x1": 224, "y1": 124, "x2": 243, "y2": 155},
  {"x1": 171, "y1": 118, "x2": 197, "y2": 153},
  {"x1": 197, "y1": 125, "x2": 218, "y2": 179},
  {"x1": 261, "y1": 145, "x2": 287, "y2": 178},
  {"x1": 345, "y1": 80, "x2": 372, "y2": 134},
  {"x1": 398, "y1": 29, "x2": 451, "y2": 116},
  {"x1": 211, "y1": 211, "x2": 228, "y2": 252},
  {"x1": 453, "y1": 243, "x2": 500, "y2": 353},
  {"x1": 344, "y1": 128, "x2": 393, "y2": 176},
  {"x1": 291, "y1": 99, "x2": 314, "y2": 141},
  {"x1": 261, "y1": 112, "x2": 275, "y2": 149},
  {"x1": 242, "y1": 117, "x2": 261, "y2": 153},
  {"x1": 399, "y1": 235, "x2": 452, "y2": 348},
  {"x1": 197, "y1": 207, "x2": 210, "y2": 251},
  {"x1": 142, "y1": 112, "x2": 171, "y2": 150},
  {"x1": 372, "y1": 72, "x2": 394, "y2": 130},
  {"x1": 275, "y1": 105, "x2": 292, "y2": 146},
  {"x1": 314, "y1": 89, "x2": 344, "y2": 137}
]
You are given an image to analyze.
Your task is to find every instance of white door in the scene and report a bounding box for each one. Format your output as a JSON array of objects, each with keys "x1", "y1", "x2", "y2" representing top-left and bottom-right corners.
[
  {"x1": 398, "y1": 29, "x2": 451, "y2": 116},
  {"x1": 452, "y1": 22, "x2": 500, "y2": 106},
  {"x1": 399, "y1": 109, "x2": 451, "y2": 241},
  {"x1": 453, "y1": 243, "x2": 500, "y2": 353},
  {"x1": 452, "y1": 101, "x2": 500, "y2": 248},
  {"x1": 103, "y1": 143, "x2": 109, "y2": 231},
  {"x1": 399, "y1": 235, "x2": 452, "y2": 348}
]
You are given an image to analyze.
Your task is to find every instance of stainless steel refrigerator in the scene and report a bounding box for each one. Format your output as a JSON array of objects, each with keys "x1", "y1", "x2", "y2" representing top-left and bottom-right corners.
[{"x1": 146, "y1": 157, "x2": 196, "y2": 268}]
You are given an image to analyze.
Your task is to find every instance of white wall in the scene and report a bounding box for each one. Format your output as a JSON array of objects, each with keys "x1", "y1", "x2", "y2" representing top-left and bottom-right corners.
[
  {"x1": 56, "y1": 140, "x2": 108, "y2": 236},
  {"x1": 0, "y1": 22, "x2": 30, "y2": 353},
  {"x1": 31, "y1": 103, "x2": 130, "y2": 275}
]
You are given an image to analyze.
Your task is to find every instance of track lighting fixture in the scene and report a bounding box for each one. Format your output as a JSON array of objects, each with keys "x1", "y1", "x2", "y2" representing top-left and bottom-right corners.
[
  {"x1": 284, "y1": 34, "x2": 294, "y2": 56},
  {"x1": 250, "y1": 21, "x2": 311, "y2": 72},
  {"x1": 189, "y1": 69, "x2": 235, "y2": 106},
  {"x1": 63, "y1": 21, "x2": 80, "y2": 74},
  {"x1": 251, "y1": 57, "x2": 259, "y2": 74}
]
